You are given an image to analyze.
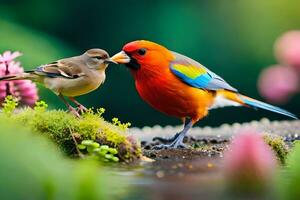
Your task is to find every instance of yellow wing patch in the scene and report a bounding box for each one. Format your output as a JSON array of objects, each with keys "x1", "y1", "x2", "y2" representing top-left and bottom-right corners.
[{"x1": 172, "y1": 64, "x2": 206, "y2": 79}]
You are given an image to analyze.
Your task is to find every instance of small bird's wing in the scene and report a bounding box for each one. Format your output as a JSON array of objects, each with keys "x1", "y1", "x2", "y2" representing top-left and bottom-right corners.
[
  {"x1": 33, "y1": 58, "x2": 85, "y2": 79},
  {"x1": 170, "y1": 52, "x2": 238, "y2": 92}
]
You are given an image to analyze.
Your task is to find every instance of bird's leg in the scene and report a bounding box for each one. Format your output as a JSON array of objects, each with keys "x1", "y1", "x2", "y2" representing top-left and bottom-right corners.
[
  {"x1": 68, "y1": 97, "x2": 88, "y2": 114},
  {"x1": 58, "y1": 94, "x2": 80, "y2": 117},
  {"x1": 152, "y1": 118, "x2": 190, "y2": 143},
  {"x1": 153, "y1": 119, "x2": 193, "y2": 149},
  {"x1": 152, "y1": 132, "x2": 180, "y2": 143}
]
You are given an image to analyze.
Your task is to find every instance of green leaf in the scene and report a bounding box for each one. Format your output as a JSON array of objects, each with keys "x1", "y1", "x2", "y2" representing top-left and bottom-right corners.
[
  {"x1": 98, "y1": 150, "x2": 107, "y2": 156},
  {"x1": 111, "y1": 157, "x2": 119, "y2": 162},
  {"x1": 77, "y1": 144, "x2": 86, "y2": 150},
  {"x1": 100, "y1": 145, "x2": 109, "y2": 150},
  {"x1": 108, "y1": 148, "x2": 118, "y2": 155},
  {"x1": 81, "y1": 140, "x2": 94, "y2": 146},
  {"x1": 105, "y1": 154, "x2": 113, "y2": 160},
  {"x1": 92, "y1": 148, "x2": 100, "y2": 153},
  {"x1": 87, "y1": 146, "x2": 94, "y2": 153},
  {"x1": 91, "y1": 142, "x2": 100, "y2": 148}
]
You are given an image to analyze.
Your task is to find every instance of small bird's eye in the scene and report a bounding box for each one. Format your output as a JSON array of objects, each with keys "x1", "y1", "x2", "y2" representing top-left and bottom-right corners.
[
  {"x1": 137, "y1": 48, "x2": 146, "y2": 56},
  {"x1": 92, "y1": 56, "x2": 103, "y2": 60}
]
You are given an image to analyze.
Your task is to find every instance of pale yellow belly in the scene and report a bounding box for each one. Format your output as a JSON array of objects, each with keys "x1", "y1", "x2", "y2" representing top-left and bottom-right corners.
[{"x1": 43, "y1": 76, "x2": 104, "y2": 97}]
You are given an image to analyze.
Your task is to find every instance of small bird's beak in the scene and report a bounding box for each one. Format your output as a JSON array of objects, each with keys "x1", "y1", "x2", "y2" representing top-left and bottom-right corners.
[
  {"x1": 110, "y1": 51, "x2": 130, "y2": 64},
  {"x1": 104, "y1": 58, "x2": 118, "y2": 64}
]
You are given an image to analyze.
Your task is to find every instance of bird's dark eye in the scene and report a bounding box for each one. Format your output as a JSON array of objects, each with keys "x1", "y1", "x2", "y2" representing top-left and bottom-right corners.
[
  {"x1": 137, "y1": 48, "x2": 146, "y2": 56},
  {"x1": 92, "y1": 56, "x2": 103, "y2": 60}
]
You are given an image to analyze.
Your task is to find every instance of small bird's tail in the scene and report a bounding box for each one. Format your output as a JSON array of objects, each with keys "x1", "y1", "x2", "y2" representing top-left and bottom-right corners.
[
  {"x1": 212, "y1": 90, "x2": 298, "y2": 119},
  {"x1": 0, "y1": 72, "x2": 37, "y2": 81}
]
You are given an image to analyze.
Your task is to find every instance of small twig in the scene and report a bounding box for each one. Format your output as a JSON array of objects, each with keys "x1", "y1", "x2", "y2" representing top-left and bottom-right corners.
[
  {"x1": 4, "y1": 62, "x2": 11, "y2": 96},
  {"x1": 69, "y1": 127, "x2": 84, "y2": 158}
]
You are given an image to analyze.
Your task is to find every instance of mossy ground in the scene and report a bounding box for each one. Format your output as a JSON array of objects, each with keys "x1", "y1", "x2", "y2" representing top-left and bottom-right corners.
[
  {"x1": 263, "y1": 133, "x2": 289, "y2": 164},
  {"x1": 0, "y1": 97, "x2": 141, "y2": 162}
]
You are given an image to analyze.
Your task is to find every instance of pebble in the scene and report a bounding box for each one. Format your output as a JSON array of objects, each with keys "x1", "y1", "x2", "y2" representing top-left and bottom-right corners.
[
  {"x1": 129, "y1": 118, "x2": 299, "y2": 143},
  {"x1": 177, "y1": 163, "x2": 183, "y2": 168},
  {"x1": 207, "y1": 163, "x2": 213, "y2": 168},
  {"x1": 156, "y1": 171, "x2": 165, "y2": 178}
]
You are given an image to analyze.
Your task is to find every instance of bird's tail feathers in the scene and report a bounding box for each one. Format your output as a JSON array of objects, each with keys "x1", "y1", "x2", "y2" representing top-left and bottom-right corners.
[
  {"x1": 0, "y1": 72, "x2": 37, "y2": 81},
  {"x1": 238, "y1": 94, "x2": 297, "y2": 119},
  {"x1": 211, "y1": 90, "x2": 297, "y2": 119}
]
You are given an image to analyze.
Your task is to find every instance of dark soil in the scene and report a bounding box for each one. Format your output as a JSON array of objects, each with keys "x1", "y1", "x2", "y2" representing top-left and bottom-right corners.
[{"x1": 136, "y1": 119, "x2": 300, "y2": 161}]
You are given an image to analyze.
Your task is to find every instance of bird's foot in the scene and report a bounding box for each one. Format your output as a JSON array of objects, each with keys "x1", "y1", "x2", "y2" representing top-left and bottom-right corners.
[
  {"x1": 68, "y1": 106, "x2": 81, "y2": 118},
  {"x1": 152, "y1": 140, "x2": 188, "y2": 150},
  {"x1": 152, "y1": 119, "x2": 192, "y2": 150},
  {"x1": 152, "y1": 132, "x2": 180, "y2": 143},
  {"x1": 76, "y1": 105, "x2": 88, "y2": 114}
]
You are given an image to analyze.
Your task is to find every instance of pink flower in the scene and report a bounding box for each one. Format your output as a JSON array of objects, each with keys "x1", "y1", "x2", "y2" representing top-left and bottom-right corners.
[
  {"x1": 0, "y1": 51, "x2": 22, "y2": 63},
  {"x1": 0, "y1": 51, "x2": 38, "y2": 107},
  {"x1": 223, "y1": 128, "x2": 277, "y2": 193},
  {"x1": 258, "y1": 65, "x2": 299, "y2": 104},
  {"x1": 275, "y1": 30, "x2": 300, "y2": 72}
]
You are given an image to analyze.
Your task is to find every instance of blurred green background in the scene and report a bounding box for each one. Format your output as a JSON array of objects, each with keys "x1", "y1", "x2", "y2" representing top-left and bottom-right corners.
[{"x1": 0, "y1": 0, "x2": 299, "y2": 127}]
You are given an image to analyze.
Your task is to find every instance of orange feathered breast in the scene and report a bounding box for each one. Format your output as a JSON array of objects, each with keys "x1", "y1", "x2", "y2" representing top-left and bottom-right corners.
[{"x1": 132, "y1": 62, "x2": 215, "y2": 123}]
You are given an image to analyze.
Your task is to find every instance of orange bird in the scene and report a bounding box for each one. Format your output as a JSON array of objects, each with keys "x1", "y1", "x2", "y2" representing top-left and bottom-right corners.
[{"x1": 111, "y1": 40, "x2": 297, "y2": 149}]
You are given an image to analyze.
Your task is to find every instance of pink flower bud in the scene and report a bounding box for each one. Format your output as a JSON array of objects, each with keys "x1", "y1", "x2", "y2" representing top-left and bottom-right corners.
[
  {"x1": 258, "y1": 65, "x2": 299, "y2": 104},
  {"x1": 275, "y1": 30, "x2": 300, "y2": 72},
  {"x1": 0, "y1": 51, "x2": 39, "y2": 107},
  {"x1": 223, "y1": 128, "x2": 277, "y2": 193}
]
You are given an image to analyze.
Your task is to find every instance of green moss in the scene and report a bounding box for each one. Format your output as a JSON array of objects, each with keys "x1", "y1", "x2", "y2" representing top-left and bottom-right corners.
[
  {"x1": 192, "y1": 143, "x2": 213, "y2": 151},
  {"x1": 263, "y1": 133, "x2": 289, "y2": 164},
  {"x1": 0, "y1": 99, "x2": 141, "y2": 162},
  {"x1": 1, "y1": 95, "x2": 18, "y2": 115}
]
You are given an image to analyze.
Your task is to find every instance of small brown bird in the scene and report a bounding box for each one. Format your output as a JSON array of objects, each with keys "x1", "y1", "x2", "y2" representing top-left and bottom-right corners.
[{"x1": 0, "y1": 49, "x2": 116, "y2": 116}]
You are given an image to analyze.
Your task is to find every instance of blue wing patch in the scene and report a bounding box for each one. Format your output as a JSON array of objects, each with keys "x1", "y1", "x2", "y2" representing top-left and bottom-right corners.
[
  {"x1": 170, "y1": 52, "x2": 238, "y2": 92},
  {"x1": 171, "y1": 67, "x2": 213, "y2": 88}
]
